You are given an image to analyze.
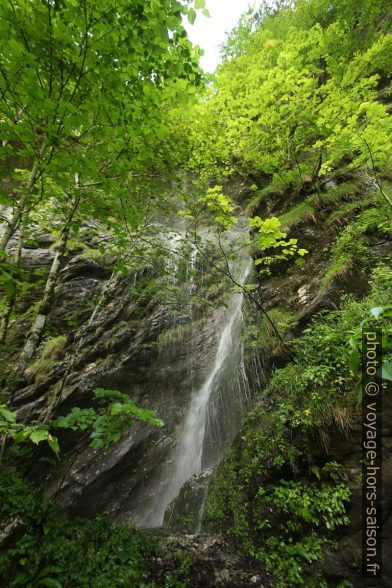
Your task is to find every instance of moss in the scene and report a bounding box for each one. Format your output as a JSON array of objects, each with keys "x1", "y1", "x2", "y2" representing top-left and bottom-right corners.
[
  {"x1": 309, "y1": 180, "x2": 362, "y2": 207},
  {"x1": 203, "y1": 263, "x2": 392, "y2": 586},
  {"x1": 325, "y1": 199, "x2": 367, "y2": 227},
  {"x1": 25, "y1": 358, "x2": 56, "y2": 383},
  {"x1": 244, "y1": 307, "x2": 296, "y2": 358},
  {"x1": 156, "y1": 317, "x2": 206, "y2": 353},
  {"x1": 41, "y1": 336, "x2": 67, "y2": 359},
  {"x1": 278, "y1": 201, "x2": 316, "y2": 228}
]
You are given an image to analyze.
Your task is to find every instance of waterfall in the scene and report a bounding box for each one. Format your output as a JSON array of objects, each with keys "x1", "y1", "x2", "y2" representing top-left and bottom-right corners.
[{"x1": 146, "y1": 251, "x2": 252, "y2": 528}]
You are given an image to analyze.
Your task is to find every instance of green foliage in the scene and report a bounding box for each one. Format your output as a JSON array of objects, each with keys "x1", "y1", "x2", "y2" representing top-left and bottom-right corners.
[
  {"x1": 1, "y1": 386, "x2": 164, "y2": 462},
  {"x1": 321, "y1": 195, "x2": 391, "y2": 288},
  {"x1": 249, "y1": 216, "x2": 308, "y2": 273},
  {"x1": 262, "y1": 479, "x2": 350, "y2": 532},
  {"x1": 204, "y1": 453, "x2": 350, "y2": 586},
  {"x1": 0, "y1": 405, "x2": 59, "y2": 456},
  {"x1": 203, "y1": 263, "x2": 392, "y2": 585},
  {"x1": 290, "y1": 263, "x2": 392, "y2": 409},
  {"x1": 345, "y1": 265, "x2": 392, "y2": 385},
  {"x1": 200, "y1": 185, "x2": 238, "y2": 229},
  {"x1": 245, "y1": 307, "x2": 295, "y2": 356},
  {"x1": 0, "y1": 0, "x2": 203, "y2": 223},
  {"x1": 0, "y1": 475, "x2": 155, "y2": 587},
  {"x1": 164, "y1": 555, "x2": 193, "y2": 588},
  {"x1": 186, "y1": 0, "x2": 392, "y2": 205},
  {"x1": 54, "y1": 388, "x2": 164, "y2": 449},
  {"x1": 0, "y1": 250, "x2": 28, "y2": 300},
  {"x1": 262, "y1": 533, "x2": 328, "y2": 587},
  {"x1": 220, "y1": 8, "x2": 255, "y2": 62},
  {"x1": 179, "y1": 185, "x2": 238, "y2": 230},
  {"x1": 0, "y1": 0, "x2": 205, "y2": 360}
]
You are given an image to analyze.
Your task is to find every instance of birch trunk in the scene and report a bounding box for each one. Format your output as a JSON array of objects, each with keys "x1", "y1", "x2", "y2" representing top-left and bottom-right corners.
[
  {"x1": 0, "y1": 141, "x2": 46, "y2": 251},
  {"x1": 17, "y1": 226, "x2": 69, "y2": 375},
  {"x1": 87, "y1": 270, "x2": 117, "y2": 327},
  {"x1": 0, "y1": 230, "x2": 24, "y2": 344}
]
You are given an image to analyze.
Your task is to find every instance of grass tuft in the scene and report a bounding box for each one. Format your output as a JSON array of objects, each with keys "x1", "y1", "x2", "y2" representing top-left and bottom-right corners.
[
  {"x1": 279, "y1": 202, "x2": 316, "y2": 228},
  {"x1": 41, "y1": 336, "x2": 67, "y2": 359},
  {"x1": 26, "y1": 358, "x2": 56, "y2": 383}
]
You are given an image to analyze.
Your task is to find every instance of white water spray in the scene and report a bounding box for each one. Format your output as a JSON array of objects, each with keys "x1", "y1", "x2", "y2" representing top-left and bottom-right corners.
[{"x1": 147, "y1": 257, "x2": 252, "y2": 526}]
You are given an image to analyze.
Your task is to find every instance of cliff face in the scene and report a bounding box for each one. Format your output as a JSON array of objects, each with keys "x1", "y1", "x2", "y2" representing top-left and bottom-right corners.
[
  {"x1": 12, "y1": 246, "x2": 218, "y2": 520},
  {"x1": 202, "y1": 175, "x2": 392, "y2": 586},
  {"x1": 9, "y1": 224, "x2": 257, "y2": 530},
  {"x1": 5, "y1": 170, "x2": 392, "y2": 586}
]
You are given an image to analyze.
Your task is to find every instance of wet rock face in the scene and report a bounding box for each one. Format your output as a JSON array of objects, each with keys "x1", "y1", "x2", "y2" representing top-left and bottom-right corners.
[
  {"x1": 10, "y1": 220, "x2": 258, "y2": 533},
  {"x1": 14, "y1": 245, "x2": 226, "y2": 524},
  {"x1": 53, "y1": 310, "x2": 222, "y2": 523},
  {"x1": 163, "y1": 470, "x2": 213, "y2": 533},
  {"x1": 319, "y1": 393, "x2": 392, "y2": 586}
]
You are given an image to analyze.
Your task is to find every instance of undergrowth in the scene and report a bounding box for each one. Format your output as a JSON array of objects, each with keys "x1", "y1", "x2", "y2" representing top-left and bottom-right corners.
[
  {"x1": 278, "y1": 202, "x2": 316, "y2": 228},
  {"x1": 321, "y1": 194, "x2": 392, "y2": 289},
  {"x1": 0, "y1": 475, "x2": 193, "y2": 588},
  {"x1": 0, "y1": 475, "x2": 155, "y2": 587},
  {"x1": 203, "y1": 262, "x2": 392, "y2": 586}
]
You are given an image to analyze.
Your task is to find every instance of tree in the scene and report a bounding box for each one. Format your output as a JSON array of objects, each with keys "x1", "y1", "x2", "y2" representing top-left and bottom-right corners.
[
  {"x1": 0, "y1": 0, "x2": 204, "y2": 371},
  {"x1": 0, "y1": 0, "x2": 202, "y2": 250},
  {"x1": 186, "y1": 0, "x2": 392, "y2": 199}
]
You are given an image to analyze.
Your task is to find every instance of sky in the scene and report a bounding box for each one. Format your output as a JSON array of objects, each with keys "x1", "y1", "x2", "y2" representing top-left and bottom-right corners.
[{"x1": 184, "y1": 1, "x2": 262, "y2": 73}]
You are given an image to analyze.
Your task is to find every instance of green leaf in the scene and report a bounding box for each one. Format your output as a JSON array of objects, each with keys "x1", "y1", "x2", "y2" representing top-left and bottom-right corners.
[
  {"x1": 188, "y1": 8, "x2": 196, "y2": 24},
  {"x1": 0, "y1": 405, "x2": 17, "y2": 423},
  {"x1": 48, "y1": 435, "x2": 60, "y2": 456},
  {"x1": 30, "y1": 429, "x2": 50, "y2": 444},
  {"x1": 348, "y1": 349, "x2": 360, "y2": 378},
  {"x1": 195, "y1": 0, "x2": 205, "y2": 8},
  {"x1": 37, "y1": 579, "x2": 62, "y2": 588}
]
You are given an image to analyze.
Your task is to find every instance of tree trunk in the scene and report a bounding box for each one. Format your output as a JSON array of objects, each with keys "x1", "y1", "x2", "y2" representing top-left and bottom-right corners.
[
  {"x1": 0, "y1": 144, "x2": 45, "y2": 251},
  {"x1": 17, "y1": 225, "x2": 69, "y2": 376},
  {"x1": 87, "y1": 270, "x2": 117, "y2": 327},
  {"x1": 0, "y1": 230, "x2": 24, "y2": 344}
]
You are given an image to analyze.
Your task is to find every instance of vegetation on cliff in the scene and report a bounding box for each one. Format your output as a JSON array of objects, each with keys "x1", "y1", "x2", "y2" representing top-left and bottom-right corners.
[{"x1": 1, "y1": 0, "x2": 391, "y2": 586}]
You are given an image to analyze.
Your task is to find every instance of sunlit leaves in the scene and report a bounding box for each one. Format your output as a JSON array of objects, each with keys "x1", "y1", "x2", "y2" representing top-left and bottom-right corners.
[
  {"x1": 185, "y1": 0, "x2": 392, "y2": 200},
  {"x1": 199, "y1": 186, "x2": 238, "y2": 229},
  {"x1": 0, "y1": 0, "x2": 203, "y2": 247},
  {"x1": 188, "y1": 8, "x2": 196, "y2": 24},
  {"x1": 250, "y1": 216, "x2": 308, "y2": 273}
]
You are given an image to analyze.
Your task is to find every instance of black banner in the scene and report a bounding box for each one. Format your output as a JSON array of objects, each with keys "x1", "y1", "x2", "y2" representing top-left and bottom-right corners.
[{"x1": 362, "y1": 328, "x2": 383, "y2": 579}]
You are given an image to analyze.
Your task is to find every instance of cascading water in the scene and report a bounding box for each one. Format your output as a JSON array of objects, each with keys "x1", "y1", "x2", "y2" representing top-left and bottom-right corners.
[
  {"x1": 50, "y1": 222, "x2": 263, "y2": 529},
  {"x1": 143, "y1": 238, "x2": 252, "y2": 528}
]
